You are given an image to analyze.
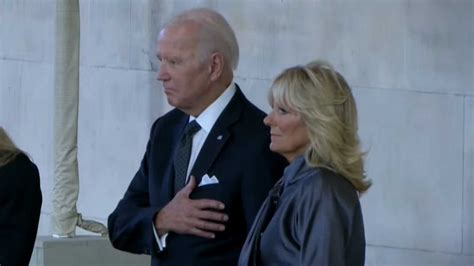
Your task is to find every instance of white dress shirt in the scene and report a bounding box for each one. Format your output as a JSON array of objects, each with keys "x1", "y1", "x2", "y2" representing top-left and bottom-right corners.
[{"x1": 153, "y1": 82, "x2": 236, "y2": 250}]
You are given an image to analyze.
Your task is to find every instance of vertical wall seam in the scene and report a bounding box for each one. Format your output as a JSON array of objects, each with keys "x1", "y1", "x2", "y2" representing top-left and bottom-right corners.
[
  {"x1": 128, "y1": 0, "x2": 132, "y2": 70},
  {"x1": 461, "y1": 95, "x2": 465, "y2": 254}
]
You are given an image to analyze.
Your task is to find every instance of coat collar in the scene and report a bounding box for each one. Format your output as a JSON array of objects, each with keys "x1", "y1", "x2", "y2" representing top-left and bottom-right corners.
[
  {"x1": 189, "y1": 86, "x2": 245, "y2": 182},
  {"x1": 281, "y1": 155, "x2": 318, "y2": 188}
]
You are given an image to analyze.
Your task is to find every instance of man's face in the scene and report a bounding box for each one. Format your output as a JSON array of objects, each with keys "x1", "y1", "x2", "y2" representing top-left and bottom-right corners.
[{"x1": 156, "y1": 23, "x2": 211, "y2": 115}]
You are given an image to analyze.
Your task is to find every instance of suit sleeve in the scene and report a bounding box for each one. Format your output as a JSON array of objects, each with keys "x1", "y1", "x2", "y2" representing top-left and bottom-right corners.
[
  {"x1": 107, "y1": 122, "x2": 163, "y2": 255},
  {"x1": 241, "y1": 140, "x2": 286, "y2": 232},
  {"x1": 0, "y1": 154, "x2": 42, "y2": 266}
]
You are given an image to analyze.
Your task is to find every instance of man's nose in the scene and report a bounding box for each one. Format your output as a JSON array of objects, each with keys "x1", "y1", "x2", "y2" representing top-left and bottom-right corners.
[{"x1": 157, "y1": 65, "x2": 168, "y2": 81}]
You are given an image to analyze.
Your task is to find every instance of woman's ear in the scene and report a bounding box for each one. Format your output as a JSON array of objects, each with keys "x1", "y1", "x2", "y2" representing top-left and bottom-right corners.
[{"x1": 209, "y1": 52, "x2": 224, "y2": 82}]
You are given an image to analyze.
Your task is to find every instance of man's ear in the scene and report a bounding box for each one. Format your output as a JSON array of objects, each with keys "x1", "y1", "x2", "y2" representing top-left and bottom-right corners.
[{"x1": 209, "y1": 52, "x2": 224, "y2": 82}]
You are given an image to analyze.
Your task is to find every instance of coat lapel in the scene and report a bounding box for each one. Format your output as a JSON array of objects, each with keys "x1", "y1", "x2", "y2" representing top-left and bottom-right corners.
[{"x1": 190, "y1": 88, "x2": 244, "y2": 185}]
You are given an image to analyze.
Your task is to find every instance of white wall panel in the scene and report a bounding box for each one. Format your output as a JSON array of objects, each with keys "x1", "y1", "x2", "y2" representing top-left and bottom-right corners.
[
  {"x1": 77, "y1": 66, "x2": 158, "y2": 220},
  {"x1": 356, "y1": 88, "x2": 464, "y2": 253},
  {"x1": 0, "y1": 0, "x2": 55, "y2": 62},
  {"x1": 405, "y1": 0, "x2": 474, "y2": 95},
  {"x1": 366, "y1": 245, "x2": 473, "y2": 266},
  {"x1": 80, "y1": 0, "x2": 131, "y2": 68}
]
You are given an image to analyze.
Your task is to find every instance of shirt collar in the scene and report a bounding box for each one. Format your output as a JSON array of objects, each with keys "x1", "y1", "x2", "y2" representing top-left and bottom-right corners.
[{"x1": 188, "y1": 82, "x2": 236, "y2": 133}]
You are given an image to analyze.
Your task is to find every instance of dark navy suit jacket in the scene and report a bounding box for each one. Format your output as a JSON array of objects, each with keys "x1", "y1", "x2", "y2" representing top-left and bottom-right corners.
[{"x1": 108, "y1": 87, "x2": 287, "y2": 266}]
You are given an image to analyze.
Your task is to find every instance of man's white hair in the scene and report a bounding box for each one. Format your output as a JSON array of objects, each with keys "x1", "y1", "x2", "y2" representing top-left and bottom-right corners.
[{"x1": 168, "y1": 8, "x2": 239, "y2": 71}]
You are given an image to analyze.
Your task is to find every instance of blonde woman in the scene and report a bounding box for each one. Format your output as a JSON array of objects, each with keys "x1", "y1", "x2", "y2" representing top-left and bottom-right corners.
[
  {"x1": 0, "y1": 127, "x2": 42, "y2": 266},
  {"x1": 239, "y1": 61, "x2": 371, "y2": 266}
]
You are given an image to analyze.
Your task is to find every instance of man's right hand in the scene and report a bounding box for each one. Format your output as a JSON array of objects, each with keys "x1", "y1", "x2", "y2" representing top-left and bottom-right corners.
[{"x1": 154, "y1": 175, "x2": 228, "y2": 239}]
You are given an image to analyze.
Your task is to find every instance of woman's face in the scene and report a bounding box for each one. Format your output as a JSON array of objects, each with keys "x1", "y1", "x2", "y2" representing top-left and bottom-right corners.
[{"x1": 263, "y1": 101, "x2": 310, "y2": 162}]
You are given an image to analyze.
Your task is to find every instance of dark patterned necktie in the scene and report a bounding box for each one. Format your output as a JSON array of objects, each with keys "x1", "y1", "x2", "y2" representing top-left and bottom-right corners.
[{"x1": 173, "y1": 120, "x2": 201, "y2": 194}]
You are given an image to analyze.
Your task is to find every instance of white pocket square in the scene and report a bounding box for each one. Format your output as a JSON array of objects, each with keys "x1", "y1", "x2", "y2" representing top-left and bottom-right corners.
[{"x1": 198, "y1": 174, "x2": 219, "y2": 187}]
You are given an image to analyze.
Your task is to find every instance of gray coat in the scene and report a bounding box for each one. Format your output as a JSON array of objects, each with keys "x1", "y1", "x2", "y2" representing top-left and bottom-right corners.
[{"x1": 239, "y1": 156, "x2": 366, "y2": 266}]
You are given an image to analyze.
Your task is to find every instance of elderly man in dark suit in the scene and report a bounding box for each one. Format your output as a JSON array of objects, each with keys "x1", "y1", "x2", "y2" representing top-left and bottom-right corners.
[{"x1": 107, "y1": 8, "x2": 286, "y2": 266}]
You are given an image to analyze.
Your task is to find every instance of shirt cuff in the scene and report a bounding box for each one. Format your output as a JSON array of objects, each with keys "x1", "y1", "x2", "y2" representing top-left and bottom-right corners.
[{"x1": 152, "y1": 223, "x2": 168, "y2": 251}]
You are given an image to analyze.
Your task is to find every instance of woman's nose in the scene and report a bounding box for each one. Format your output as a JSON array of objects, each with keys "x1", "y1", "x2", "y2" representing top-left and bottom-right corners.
[{"x1": 263, "y1": 113, "x2": 273, "y2": 126}]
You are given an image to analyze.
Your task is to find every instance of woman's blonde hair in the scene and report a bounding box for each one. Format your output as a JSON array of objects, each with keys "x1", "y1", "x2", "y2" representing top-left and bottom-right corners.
[
  {"x1": 0, "y1": 127, "x2": 21, "y2": 167},
  {"x1": 269, "y1": 60, "x2": 371, "y2": 192}
]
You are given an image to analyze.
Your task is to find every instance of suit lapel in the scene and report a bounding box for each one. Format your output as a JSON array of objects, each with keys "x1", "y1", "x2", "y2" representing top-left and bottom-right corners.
[{"x1": 190, "y1": 88, "x2": 245, "y2": 184}]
